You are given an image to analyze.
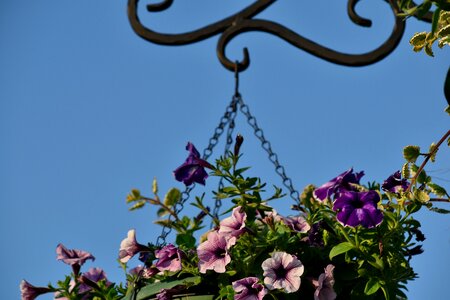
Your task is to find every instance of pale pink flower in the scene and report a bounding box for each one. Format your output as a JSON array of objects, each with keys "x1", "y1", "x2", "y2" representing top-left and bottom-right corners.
[
  {"x1": 283, "y1": 215, "x2": 311, "y2": 233},
  {"x1": 219, "y1": 206, "x2": 247, "y2": 237},
  {"x1": 313, "y1": 265, "x2": 336, "y2": 300},
  {"x1": 232, "y1": 277, "x2": 267, "y2": 300},
  {"x1": 155, "y1": 244, "x2": 183, "y2": 272},
  {"x1": 262, "y1": 252, "x2": 304, "y2": 293},
  {"x1": 197, "y1": 231, "x2": 236, "y2": 273},
  {"x1": 119, "y1": 229, "x2": 148, "y2": 263},
  {"x1": 20, "y1": 280, "x2": 51, "y2": 300},
  {"x1": 56, "y1": 243, "x2": 95, "y2": 267}
]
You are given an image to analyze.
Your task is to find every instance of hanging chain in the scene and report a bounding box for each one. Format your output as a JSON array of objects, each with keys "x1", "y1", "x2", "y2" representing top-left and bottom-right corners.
[
  {"x1": 236, "y1": 94, "x2": 303, "y2": 210},
  {"x1": 156, "y1": 96, "x2": 239, "y2": 246}
]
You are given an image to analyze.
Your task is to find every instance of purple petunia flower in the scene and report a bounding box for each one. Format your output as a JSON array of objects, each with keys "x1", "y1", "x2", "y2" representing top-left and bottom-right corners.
[
  {"x1": 119, "y1": 229, "x2": 149, "y2": 263},
  {"x1": 56, "y1": 243, "x2": 95, "y2": 267},
  {"x1": 197, "y1": 231, "x2": 236, "y2": 273},
  {"x1": 282, "y1": 215, "x2": 311, "y2": 233},
  {"x1": 56, "y1": 243, "x2": 95, "y2": 276},
  {"x1": 262, "y1": 252, "x2": 304, "y2": 293},
  {"x1": 232, "y1": 277, "x2": 267, "y2": 300},
  {"x1": 155, "y1": 244, "x2": 183, "y2": 272},
  {"x1": 382, "y1": 171, "x2": 409, "y2": 193},
  {"x1": 313, "y1": 265, "x2": 336, "y2": 300},
  {"x1": 20, "y1": 280, "x2": 52, "y2": 300},
  {"x1": 219, "y1": 206, "x2": 247, "y2": 237},
  {"x1": 129, "y1": 265, "x2": 159, "y2": 278},
  {"x1": 78, "y1": 267, "x2": 111, "y2": 294},
  {"x1": 173, "y1": 142, "x2": 213, "y2": 186},
  {"x1": 313, "y1": 168, "x2": 364, "y2": 201},
  {"x1": 333, "y1": 190, "x2": 383, "y2": 228}
]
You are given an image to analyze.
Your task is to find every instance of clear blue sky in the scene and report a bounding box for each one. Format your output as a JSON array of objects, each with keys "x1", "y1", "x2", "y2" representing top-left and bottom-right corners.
[{"x1": 1, "y1": 1, "x2": 449, "y2": 299}]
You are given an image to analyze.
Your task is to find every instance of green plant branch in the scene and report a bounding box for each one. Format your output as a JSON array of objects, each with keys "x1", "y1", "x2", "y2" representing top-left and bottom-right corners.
[{"x1": 406, "y1": 129, "x2": 450, "y2": 193}]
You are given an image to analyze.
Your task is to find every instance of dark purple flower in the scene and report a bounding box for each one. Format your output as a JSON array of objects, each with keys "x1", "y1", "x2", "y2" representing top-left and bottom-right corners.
[
  {"x1": 173, "y1": 142, "x2": 213, "y2": 186},
  {"x1": 155, "y1": 244, "x2": 183, "y2": 272},
  {"x1": 382, "y1": 171, "x2": 409, "y2": 193},
  {"x1": 20, "y1": 280, "x2": 52, "y2": 300},
  {"x1": 219, "y1": 206, "x2": 247, "y2": 237},
  {"x1": 333, "y1": 191, "x2": 383, "y2": 228},
  {"x1": 312, "y1": 265, "x2": 336, "y2": 300},
  {"x1": 197, "y1": 231, "x2": 236, "y2": 273},
  {"x1": 262, "y1": 252, "x2": 304, "y2": 293},
  {"x1": 232, "y1": 277, "x2": 267, "y2": 300},
  {"x1": 119, "y1": 229, "x2": 149, "y2": 263},
  {"x1": 78, "y1": 267, "x2": 111, "y2": 294},
  {"x1": 308, "y1": 222, "x2": 324, "y2": 247},
  {"x1": 313, "y1": 168, "x2": 364, "y2": 201}
]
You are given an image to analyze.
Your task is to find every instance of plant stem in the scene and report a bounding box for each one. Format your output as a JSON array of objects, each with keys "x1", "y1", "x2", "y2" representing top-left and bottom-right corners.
[
  {"x1": 141, "y1": 196, "x2": 180, "y2": 222},
  {"x1": 406, "y1": 129, "x2": 450, "y2": 193}
]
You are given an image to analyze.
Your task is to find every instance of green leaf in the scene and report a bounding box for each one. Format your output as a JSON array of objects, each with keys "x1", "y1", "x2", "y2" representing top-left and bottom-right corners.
[
  {"x1": 410, "y1": 32, "x2": 427, "y2": 47},
  {"x1": 428, "y1": 182, "x2": 448, "y2": 197},
  {"x1": 135, "y1": 277, "x2": 201, "y2": 300},
  {"x1": 157, "y1": 207, "x2": 169, "y2": 217},
  {"x1": 401, "y1": 162, "x2": 410, "y2": 179},
  {"x1": 437, "y1": 24, "x2": 450, "y2": 38},
  {"x1": 429, "y1": 143, "x2": 437, "y2": 162},
  {"x1": 403, "y1": 145, "x2": 420, "y2": 163},
  {"x1": 329, "y1": 242, "x2": 354, "y2": 260},
  {"x1": 445, "y1": 105, "x2": 450, "y2": 116},
  {"x1": 364, "y1": 278, "x2": 381, "y2": 295},
  {"x1": 424, "y1": 42, "x2": 434, "y2": 57},
  {"x1": 432, "y1": 8, "x2": 442, "y2": 35},
  {"x1": 428, "y1": 206, "x2": 450, "y2": 214},
  {"x1": 129, "y1": 201, "x2": 145, "y2": 211},
  {"x1": 414, "y1": 189, "x2": 430, "y2": 203},
  {"x1": 417, "y1": 1, "x2": 432, "y2": 19},
  {"x1": 152, "y1": 178, "x2": 158, "y2": 194},
  {"x1": 164, "y1": 188, "x2": 181, "y2": 207},
  {"x1": 176, "y1": 233, "x2": 196, "y2": 248}
]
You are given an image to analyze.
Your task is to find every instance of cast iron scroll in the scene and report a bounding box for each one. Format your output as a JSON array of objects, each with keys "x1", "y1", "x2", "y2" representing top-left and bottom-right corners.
[{"x1": 128, "y1": 0, "x2": 433, "y2": 72}]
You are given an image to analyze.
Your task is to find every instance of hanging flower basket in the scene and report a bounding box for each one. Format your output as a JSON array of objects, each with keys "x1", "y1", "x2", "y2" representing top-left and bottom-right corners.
[{"x1": 21, "y1": 127, "x2": 450, "y2": 300}]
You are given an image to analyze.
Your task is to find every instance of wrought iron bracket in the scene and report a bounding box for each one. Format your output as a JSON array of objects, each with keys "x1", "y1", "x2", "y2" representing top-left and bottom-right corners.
[{"x1": 128, "y1": 0, "x2": 431, "y2": 72}]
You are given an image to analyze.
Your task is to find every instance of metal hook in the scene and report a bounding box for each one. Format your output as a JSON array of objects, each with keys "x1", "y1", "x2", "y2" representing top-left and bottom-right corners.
[{"x1": 234, "y1": 61, "x2": 241, "y2": 97}]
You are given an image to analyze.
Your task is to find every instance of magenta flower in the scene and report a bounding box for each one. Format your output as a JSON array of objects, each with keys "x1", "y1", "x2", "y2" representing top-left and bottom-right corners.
[
  {"x1": 173, "y1": 142, "x2": 213, "y2": 186},
  {"x1": 78, "y1": 267, "x2": 111, "y2": 294},
  {"x1": 382, "y1": 171, "x2": 409, "y2": 193},
  {"x1": 219, "y1": 206, "x2": 247, "y2": 237},
  {"x1": 119, "y1": 229, "x2": 149, "y2": 263},
  {"x1": 20, "y1": 280, "x2": 52, "y2": 300},
  {"x1": 232, "y1": 277, "x2": 267, "y2": 300},
  {"x1": 283, "y1": 215, "x2": 311, "y2": 233},
  {"x1": 155, "y1": 244, "x2": 183, "y2": 272},
  {"x1": 333, "y1": 190, "x2": 383, "y2": 228},
  {"x1": 262, "y1": 252, "x2": 304, "y2": 293},
  {"x1": 197, "y1": 231, "x2": 236, "y2": 273},
  {"x1": 313, "y1": 168, "x2": 364, "y2": 201},
  {"x1": 313, "y1": 265, "x2": 336, "y2": 300}
]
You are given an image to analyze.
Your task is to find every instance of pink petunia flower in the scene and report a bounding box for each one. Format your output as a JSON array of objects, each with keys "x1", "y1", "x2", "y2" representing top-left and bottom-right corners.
[
  {"x1": 232, "y1": 277, "x2": 267, "y2": 300},
  {"x1": 20, "y1": 280, "x2": 52, "y2": 300},
  {"x1": 78, "y1": 267, "x2": 111, "y2": 294},
  {"x1": 155, "y1": 244, "x2": 183, "y2": 272},
  {"x1": 282, "y1": 215, "x2": 311, "y2": 233},
  {"x1": 197, "y1": 231, "x2": 236, "y2": 273},
  {"x1": 56, "y1": 243, "x2": 95, "y2": 267},
  {"x1": 312, "y1": 265, "x2": 336, "y2": 300},
  {"x1": 262, "y1": 251, "x2": 304, "y2": 293},
  {"x1": 219, "y1": 206, "x2": 247, "y2": 237},
  {"x1": 119, "y1": 229, "x2": 148, "y2": 263}
]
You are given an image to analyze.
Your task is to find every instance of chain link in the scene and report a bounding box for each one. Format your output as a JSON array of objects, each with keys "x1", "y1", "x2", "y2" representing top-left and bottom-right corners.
[
  {"x1": 236, "y1": 94, "x2": 302, "y2": 209},
  {"x1": 156, "y1": 97, "x2": 238, "y2": 246}
]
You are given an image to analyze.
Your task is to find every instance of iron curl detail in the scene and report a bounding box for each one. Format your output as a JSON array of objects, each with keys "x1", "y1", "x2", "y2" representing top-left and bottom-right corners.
[{"x1": 128, "y1": 0, "x2": 413, "y2": 72}]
